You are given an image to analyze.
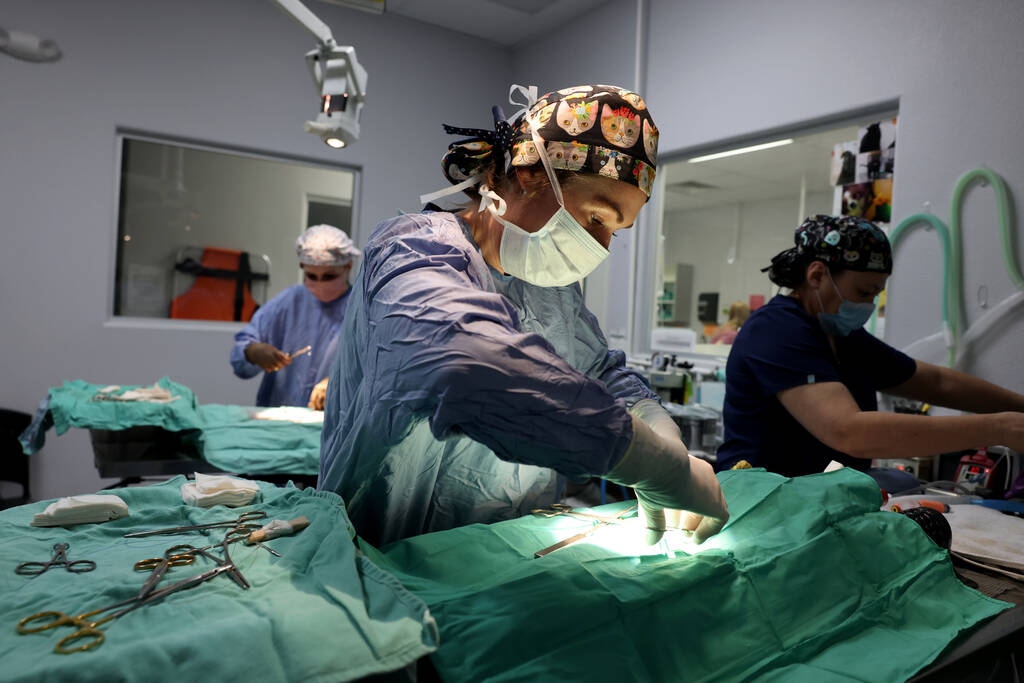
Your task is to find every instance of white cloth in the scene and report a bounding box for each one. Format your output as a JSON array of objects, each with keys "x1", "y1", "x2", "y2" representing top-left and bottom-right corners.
[
  {"x1": 94, "y1": 384, "x2": 179, "y2": 404},
  {"x1": 181, "y1": 472, "x2": 261, "y2": 508},
  {"x1": 31, "y1": 494, "x2": 129, "y2": 527},
  {"x1": 252, "y1": 406, "x2": 325, "y2": 424}
]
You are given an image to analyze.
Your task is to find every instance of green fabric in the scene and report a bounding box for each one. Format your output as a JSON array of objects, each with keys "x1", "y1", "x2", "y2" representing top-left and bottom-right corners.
[
  {"x1": 196, "y1": 405, "x2": 321, "y2": 475},
  {"x1": 0, "y1": 477, "x2": 438, "y2": 682},
  {"x1": 21, "y1": 379, "x2": 320, "y2": 475},
  {"x1": 367, "y1": 468, "x2": 1010, "y2": 683},
  {"x1": 49, "y1": 377, "x2": 200, "y2": 436}
]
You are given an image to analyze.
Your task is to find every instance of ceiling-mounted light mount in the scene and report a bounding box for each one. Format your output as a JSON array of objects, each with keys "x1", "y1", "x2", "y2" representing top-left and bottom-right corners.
[{"x1": 273, "y1": 0, "x2": 367, "y2": 149}]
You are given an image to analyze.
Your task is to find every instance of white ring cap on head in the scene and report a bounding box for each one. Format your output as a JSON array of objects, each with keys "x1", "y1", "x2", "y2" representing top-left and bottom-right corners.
[{"x1": 296, "y1": 224, "x2": 361, "y2": 266}]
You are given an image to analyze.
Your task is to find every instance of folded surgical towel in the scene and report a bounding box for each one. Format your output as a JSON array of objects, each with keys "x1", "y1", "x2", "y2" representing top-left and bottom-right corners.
[
  {"x1": 181, "y1": 472, "x2": 261, "y2": 508},
  {"x1": 31, "y1": 494, "x2": 130, "y2": 527},
  {"x1": 94, "y1": 384, "x2": 179, "y2": 403}
]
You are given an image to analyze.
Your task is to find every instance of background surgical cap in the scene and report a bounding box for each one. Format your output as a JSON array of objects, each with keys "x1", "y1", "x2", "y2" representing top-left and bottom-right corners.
[
  {"x1": 762, "y1": 214, "x2": 893, "y2": 288},
  {"x1": 296, "y1": 224, "x2": 361, "y2": 266}
]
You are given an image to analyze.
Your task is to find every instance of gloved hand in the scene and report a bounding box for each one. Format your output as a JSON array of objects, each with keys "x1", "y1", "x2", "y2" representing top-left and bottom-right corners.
[
  {"x1": 604, "y1": 415, "x2": 729, "y2": 545},
  {"x1": 308, "y1": 377, "x2": 329, "y2": 410},
  {"x1": 245, "y1": 342, "x2": 292, "y2": 373}
]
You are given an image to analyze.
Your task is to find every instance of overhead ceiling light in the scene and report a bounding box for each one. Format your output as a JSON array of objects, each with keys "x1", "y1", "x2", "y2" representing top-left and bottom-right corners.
[
  {"x1": 688, "y1": 139, "x2": 793, "y2": 164},
  {"x1": 487, "y1": 0, "x2": 552, "y2": 15},
  {"x1": 0, "y1": 26, "x2": 62, "y2": 62},
  {"x1": 316, "y1": 0, "x2": 385, "y2": 14},
  {"x1": 667, "y1": 180, "x2": 720, "y2": 193}
]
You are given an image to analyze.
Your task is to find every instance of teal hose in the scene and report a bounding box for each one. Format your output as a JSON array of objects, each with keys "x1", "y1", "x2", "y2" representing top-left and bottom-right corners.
[
  {"x1": 886, "y1": 212, "x2": 958, "y2": 367},
  {"x1": 879, "y1": 167, "x2": 1020, "y2": 369},
  {"x1": 949, "y1": 167, "x2": 1023, "y2": 289}
]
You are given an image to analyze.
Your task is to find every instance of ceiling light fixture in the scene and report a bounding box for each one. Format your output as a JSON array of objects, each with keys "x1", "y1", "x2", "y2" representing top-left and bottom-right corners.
[
  {"x1": 688, "y1": 139, "x2": 793, "y2": 164},
  {"x1": 273, "y1": 0, "x2": 367, "y2": 149}
]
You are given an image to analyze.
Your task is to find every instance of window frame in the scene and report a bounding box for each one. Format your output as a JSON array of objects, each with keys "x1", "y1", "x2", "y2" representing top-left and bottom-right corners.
[
  {"x1": 105, "y1": 129, "x2": 361, "y2": 330},
  {"x1": 631, "y1": 100, "x2": 900, "y2": 356}
]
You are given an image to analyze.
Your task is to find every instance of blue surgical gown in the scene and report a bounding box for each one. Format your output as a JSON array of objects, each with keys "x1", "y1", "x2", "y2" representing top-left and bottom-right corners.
[
  {"x1": 318, "y1": 211, "x2": 659, "y2": 545},
  {"x1": 231, "y1": 284, "x2": 350, "y2": 407}
]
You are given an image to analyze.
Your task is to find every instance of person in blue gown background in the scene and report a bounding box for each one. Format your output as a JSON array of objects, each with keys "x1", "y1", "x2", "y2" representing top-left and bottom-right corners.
[{"x1": 231, "y1": 224, "x2": 360, "y2": 408}]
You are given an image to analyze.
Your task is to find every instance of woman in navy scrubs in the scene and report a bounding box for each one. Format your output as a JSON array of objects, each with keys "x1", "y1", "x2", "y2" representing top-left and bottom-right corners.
[{"x1": 717, "y1": 215, "x2": 1024, "y2": 477}]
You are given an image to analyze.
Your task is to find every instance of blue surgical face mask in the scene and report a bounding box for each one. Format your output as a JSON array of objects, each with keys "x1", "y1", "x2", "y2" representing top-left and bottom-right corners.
[{"x1": 815, "y1": 271, "x2": 875, "y2": 336}]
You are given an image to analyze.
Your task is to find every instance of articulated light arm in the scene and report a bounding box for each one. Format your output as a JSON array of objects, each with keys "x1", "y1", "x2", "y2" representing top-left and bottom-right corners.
[{"x1": 271, "y1": 0, "x2": 368, "y2": 148}]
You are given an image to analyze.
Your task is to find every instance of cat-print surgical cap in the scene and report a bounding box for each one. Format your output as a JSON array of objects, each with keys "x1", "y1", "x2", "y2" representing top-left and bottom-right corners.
[{"x1": 440, "y1": 84, "x2": 659, "y2": 198}]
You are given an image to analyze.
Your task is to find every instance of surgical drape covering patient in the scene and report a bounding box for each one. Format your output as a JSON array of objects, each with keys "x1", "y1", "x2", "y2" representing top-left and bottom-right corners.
[{"x1": 318, "y1": 211, "x2": 659, "y2": 545}]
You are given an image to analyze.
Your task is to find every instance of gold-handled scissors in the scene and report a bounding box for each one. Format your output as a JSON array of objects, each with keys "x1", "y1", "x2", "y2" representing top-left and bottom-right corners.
[
  {"x1": 17, "y1": 563, "x2": 234, "y2": 653},
  {"x1": 123, "y1": 511, "x2": 267, "y2": 538},
  {"x1": 534, "y1": 504, "x2": 638, "y2": 559},
  {"x1": 133, "y1": 545, "x2": 196, "y2": 598}
]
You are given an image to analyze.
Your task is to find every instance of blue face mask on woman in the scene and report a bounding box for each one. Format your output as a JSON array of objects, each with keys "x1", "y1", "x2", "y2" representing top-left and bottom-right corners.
[{"x1": 815, "y1": 271, "x2": 875, "y2": 336}]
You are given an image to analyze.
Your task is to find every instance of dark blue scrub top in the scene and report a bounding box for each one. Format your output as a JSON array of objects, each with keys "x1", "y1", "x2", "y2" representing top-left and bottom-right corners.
[{"x1": 717, "y1": 295, "x2": 917, "y2": 477}]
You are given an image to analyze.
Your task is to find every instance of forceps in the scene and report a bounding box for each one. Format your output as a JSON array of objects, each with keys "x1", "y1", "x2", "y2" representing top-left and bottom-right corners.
[
  {"x1": 123, "y1": 511, "x2": 267, "y2": 538},
  {"x1": 16, "y1": 543, "x2": 96, "y2": 575},
  {"x1": 171, "y1": 535, "x2": 251, "y2": 590},
  {"x1": 17, "y1": 563, "x2": 234, "y2": 653},
  {"x1": 531, "y1": 503, "x2": 633, "y2": 525},
  {"x1": 534, "y1": 504, "x2": 638, "y2": 559}
]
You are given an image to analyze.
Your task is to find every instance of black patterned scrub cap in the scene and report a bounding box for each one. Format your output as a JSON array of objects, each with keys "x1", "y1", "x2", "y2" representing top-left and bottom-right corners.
[
  {"x1": 763, "y1": 215, "x2": 892, "y2": 285},
  {"x1": 439, "y1": 84, "x2": 659, "y2": 198}
]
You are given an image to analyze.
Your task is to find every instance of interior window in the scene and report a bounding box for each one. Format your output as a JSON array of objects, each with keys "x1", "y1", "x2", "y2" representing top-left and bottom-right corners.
[
  {"x1": 655, "y1": 115, "x2": 897, "y2": 344},
  {"x1": 113, "y1": 136, "x2": 356, "y2": 322}
]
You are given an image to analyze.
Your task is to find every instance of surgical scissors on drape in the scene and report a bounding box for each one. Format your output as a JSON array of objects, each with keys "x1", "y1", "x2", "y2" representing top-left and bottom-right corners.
[{"x1": 16, "y1": 543, "x2": 96, "y2": 575}]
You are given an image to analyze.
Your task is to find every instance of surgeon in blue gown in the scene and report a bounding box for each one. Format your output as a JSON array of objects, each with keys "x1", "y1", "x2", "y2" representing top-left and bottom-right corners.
[
  {"x1": 231, "y1": 224, "x2": 360, "y2": 408},
  {"x1": 319, "y1": 85, "x2": 729, "y2": 546}
]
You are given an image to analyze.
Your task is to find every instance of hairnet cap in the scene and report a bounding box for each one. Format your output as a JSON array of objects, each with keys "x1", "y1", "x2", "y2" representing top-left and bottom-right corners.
[{"x1": 296, "y1": 224, "x2": 361, "y2": 266}]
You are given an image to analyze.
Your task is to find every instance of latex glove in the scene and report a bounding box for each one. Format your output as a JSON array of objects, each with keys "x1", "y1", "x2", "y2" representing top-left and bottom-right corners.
[
  {"x1": 245, "y1": 342, "x2": 292, "y2": 373},
  {"x1": 629, "y1": 398, "x2": 681, "y2": 442},
  {"x1": 604, "y1": 415, "x2": 729, "y2": 545},
  {"x1": 308, "y1": 377, "x2": 329, "y2": 410}
]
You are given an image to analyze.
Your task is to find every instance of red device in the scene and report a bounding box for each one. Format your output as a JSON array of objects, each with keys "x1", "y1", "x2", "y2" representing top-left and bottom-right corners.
[{"x1": 955, "y1": 448, "x2": 1007, "y2": 495}]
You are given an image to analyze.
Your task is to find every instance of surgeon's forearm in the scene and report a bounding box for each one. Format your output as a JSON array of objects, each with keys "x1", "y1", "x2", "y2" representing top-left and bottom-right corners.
[
  {"x1": 892, "y1": 361, "x2": 1024, "y2": 413},
  {"x1": 934, "y1": 366, "x2": 1024, "y2": 412},
  {"x1": 842, "y1": 411, "x2": 1012, "y2": 460}
]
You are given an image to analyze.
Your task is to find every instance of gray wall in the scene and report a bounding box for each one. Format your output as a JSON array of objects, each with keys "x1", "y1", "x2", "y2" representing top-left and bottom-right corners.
[
  {"x1": 663, "y1": 192, "x2": 833, "y2": 328},
  {"x1": 1, "y1": 0, "x2": 511, "y2": 499},
  {"x1": 646, "y1": 0, "x2": 1024, "y2": 392}
]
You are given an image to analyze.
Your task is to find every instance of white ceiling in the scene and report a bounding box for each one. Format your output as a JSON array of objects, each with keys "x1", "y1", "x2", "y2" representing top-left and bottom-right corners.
[
  {"x1": 661, "y1": 124, "x2": 861, "y2": 213},
  {"x1": 318, "y1": 0, "x2": 613, "y2": 48}
]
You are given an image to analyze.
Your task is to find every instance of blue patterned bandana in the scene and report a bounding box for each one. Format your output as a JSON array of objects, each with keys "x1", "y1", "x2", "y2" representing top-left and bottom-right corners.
[{"x1": 765, "y1": 215, "x2": 893, "y2": 282}]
